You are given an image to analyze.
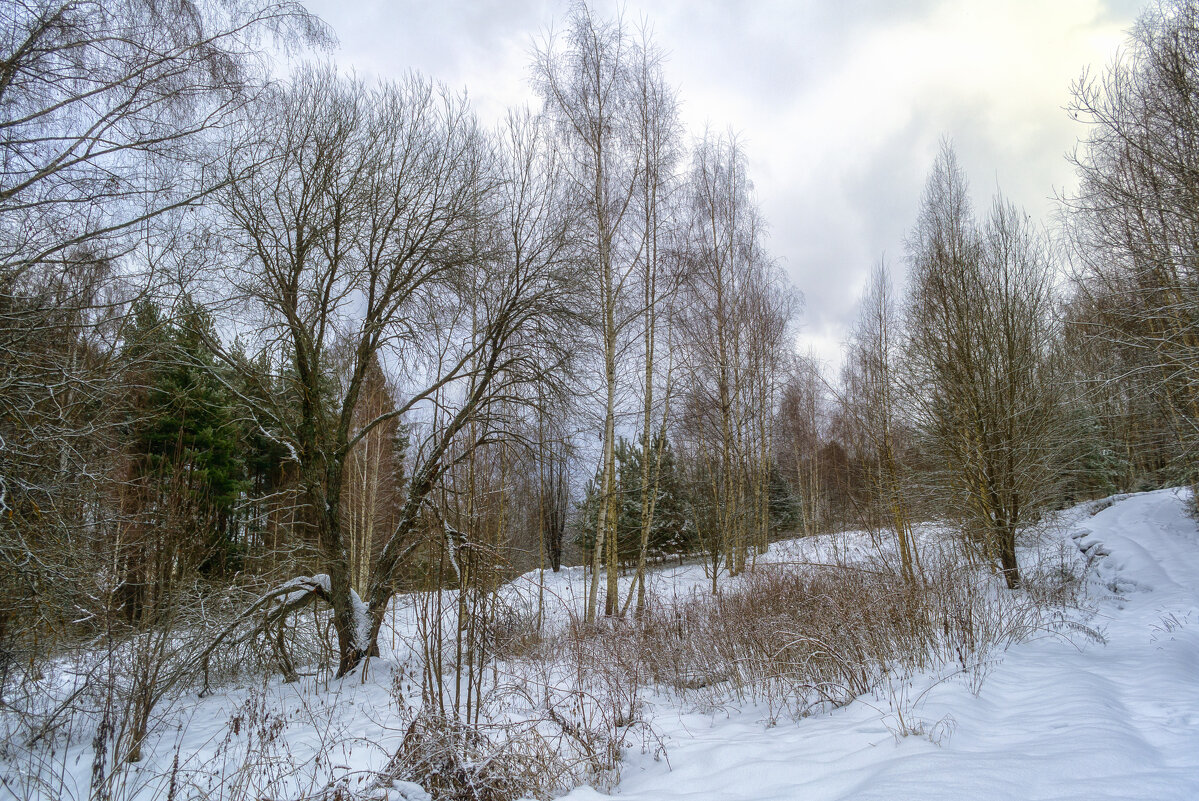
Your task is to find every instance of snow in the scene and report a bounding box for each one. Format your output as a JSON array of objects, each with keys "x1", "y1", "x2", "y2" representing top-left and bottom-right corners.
[
  {"x1": 382, "y1": 781, "x2": 432, "y2": 801},
  {"x1": 349, "y1": 588, "x2": 372, "y2": 652},
  {"x1": 557, "y1": 488, "x2": 1199, "y2": 801},
  {"x1": 279, "y1": 573, "x2": 332, "y2": 604},
  {"x1": 3, "y1": 489, "x2": 1198, "y2": 800},
  {"x1": 277, "y1": 574, "x2": 371, "y2": 651}
]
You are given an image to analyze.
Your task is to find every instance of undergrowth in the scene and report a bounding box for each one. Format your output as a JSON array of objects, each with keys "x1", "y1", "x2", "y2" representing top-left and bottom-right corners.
[{"x1": 0, "y1": 532, "x2": 1093, "y2": 801}]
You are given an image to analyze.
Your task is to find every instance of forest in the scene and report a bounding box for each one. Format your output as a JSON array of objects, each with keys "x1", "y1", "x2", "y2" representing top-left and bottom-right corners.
[{"x1": 1, "y1": 1, "x2": 1197, "y2": 800}]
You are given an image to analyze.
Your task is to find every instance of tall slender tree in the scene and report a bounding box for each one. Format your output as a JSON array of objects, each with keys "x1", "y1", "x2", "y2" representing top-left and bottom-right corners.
[
  {"x1": 842, "y1": 262, "x2": 918, "y2": 582},
  {"x1": 534, "y1": 1, "x2": 643, "y2": 620},
  {"x1": 677, "y1": 131, "x2": 774, "y2": 579}
]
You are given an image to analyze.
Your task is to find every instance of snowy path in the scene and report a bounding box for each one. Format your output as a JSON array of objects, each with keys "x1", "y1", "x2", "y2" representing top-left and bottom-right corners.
[{"x1": 565, "y1": 489, "x2": 1199, "y2": 801}]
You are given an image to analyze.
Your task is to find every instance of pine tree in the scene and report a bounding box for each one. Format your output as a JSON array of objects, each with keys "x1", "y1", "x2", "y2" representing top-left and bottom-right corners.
[
  {"x1": 575, "y1": 434, "x2": 695, "y2": 573},
  {"x1": 122, "y1": 298, "x2": 246, "y2": 614}
]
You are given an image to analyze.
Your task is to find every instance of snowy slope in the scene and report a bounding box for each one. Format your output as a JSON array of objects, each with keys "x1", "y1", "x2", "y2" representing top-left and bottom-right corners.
[
  {"x1": 563, "y1": 488, "x2": 1199, "y2": 801},
  {"x1": 4, "y1": 490, "x2": 1197, "y2": 801}
]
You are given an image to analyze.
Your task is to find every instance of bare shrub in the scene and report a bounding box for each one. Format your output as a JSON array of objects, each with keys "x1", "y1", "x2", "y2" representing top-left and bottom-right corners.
[
  {"x1": 375, "y1": 711, "x2": 576, "y2": 801},
  {"x1": 636, "y1": 542, "x2": 1073, "y2": 722},
  {"x1": 485, "y1": 598, "x2": 545, "y2": 663},
  {"x1": 461, "y1": 606, "x2": 669, "y2": 797},
  {"x1": 0, "y1": 573, "x2": 344, "y2": 801},
  {"x1": 169, "y1": 682, "x2": 331, "y2": 801}
]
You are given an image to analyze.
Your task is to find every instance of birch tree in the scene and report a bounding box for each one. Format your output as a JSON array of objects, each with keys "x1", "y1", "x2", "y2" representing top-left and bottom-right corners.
[
  {"x1": 623, "y1": 23, "x2": 683, "y2": 617},
  {"x1": 677, "y1": 131, "x2": 765, "y2": 579},
  {"x1": 534, "y1": 1, "x2": 641, "y2": 621}
]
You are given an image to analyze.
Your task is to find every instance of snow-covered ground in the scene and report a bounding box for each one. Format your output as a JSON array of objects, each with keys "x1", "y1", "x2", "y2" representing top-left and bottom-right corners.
[
  {"x1": 3, "y1": 489, "x2": 1197, "y2": 800},
  {"x1": 562, "y1": 488, "x2": 1199, "y2": 801}
]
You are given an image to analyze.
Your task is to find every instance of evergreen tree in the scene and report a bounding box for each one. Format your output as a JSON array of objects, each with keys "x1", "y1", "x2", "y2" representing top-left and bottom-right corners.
[
  {"x1": 123, "y1": 298, "x2": 246, "y2": 587},
  {"x1": 575, "y1": 434, "x2": 695, "y2": 566}
]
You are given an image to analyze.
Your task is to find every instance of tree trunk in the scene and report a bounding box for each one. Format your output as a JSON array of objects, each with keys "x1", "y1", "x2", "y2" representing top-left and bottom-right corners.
[{"x1": 998, "y1": 525, "x2": 1020, "y2": 590}]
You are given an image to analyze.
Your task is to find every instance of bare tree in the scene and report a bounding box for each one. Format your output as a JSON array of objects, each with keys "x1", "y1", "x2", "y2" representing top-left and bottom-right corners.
[
  {"x1": 534, "y1": 1, "x2": 643, "y2": 621},
  {"x1": 342, "y1": 358, "x2": 404, "y2": 596},
  {"x1": 1064, "y1": 0, "x2": 1199, "y2": 495},
  {"x1": 620, "y1": 22, "x2": 684, "y2": 617},
  {"x1": 776, "y1": 354, "x2": 828, "y2": 536},
  {"x1": 0, "y1": 0, "x2": 328, "y2": 279},
  {"x1": 534, "y1": 388, "x2": 573, "y2": 575},
  {"x1": 209, "y1": 68, "x2": 572, "y2": 675},
  {"x1": 744, "y1": 264, "x2": 798, "y2": 564},
  {"x1": 841, "y1": 261, "x2": 919, "y2": 582},
  {"x1": 905, "y1": 143, "x2": 1061, "y2": 588},
  {"x1": 676, "y1": 130, "x2": 774, "y2": 580}
]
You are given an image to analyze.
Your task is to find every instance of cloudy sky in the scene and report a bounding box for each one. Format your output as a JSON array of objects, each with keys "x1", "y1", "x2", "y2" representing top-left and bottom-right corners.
[{"x1": 302, "y1": 0, "x2": 1141, "y2": 369}]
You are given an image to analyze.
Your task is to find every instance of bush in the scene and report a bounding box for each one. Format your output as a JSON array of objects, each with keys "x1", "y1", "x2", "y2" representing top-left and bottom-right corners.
[
  {"x1": 376, "y1": 711, "x2": 591, "y2": 801},
  {"x1": 627, "y1": 542, "x2": 1069, "y2": 723}
]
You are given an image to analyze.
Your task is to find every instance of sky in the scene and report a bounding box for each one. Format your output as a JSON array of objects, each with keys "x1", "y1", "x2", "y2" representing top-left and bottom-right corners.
[{"x1": 300, "y1": 0, "x2": 1142, "y2": 370}]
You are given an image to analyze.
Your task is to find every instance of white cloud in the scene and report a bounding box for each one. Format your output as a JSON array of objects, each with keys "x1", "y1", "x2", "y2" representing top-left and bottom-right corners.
[{"x1": 302, "y1": 0, "x2": 1136, "y2": 368}]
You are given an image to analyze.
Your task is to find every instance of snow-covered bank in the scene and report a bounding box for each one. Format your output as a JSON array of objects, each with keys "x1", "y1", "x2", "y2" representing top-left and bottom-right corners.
[{"x1": 563, "y1": 488, "x2": 1199, "y2": 801}]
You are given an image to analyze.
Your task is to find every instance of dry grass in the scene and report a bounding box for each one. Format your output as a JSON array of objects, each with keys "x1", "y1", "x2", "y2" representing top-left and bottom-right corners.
[
  {"x1": 669, "y1": 553, "x2": 1073, "y2": 720},
  {"x1": 519, "y1": 539, "x2": 1086, "y2": 730}
]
